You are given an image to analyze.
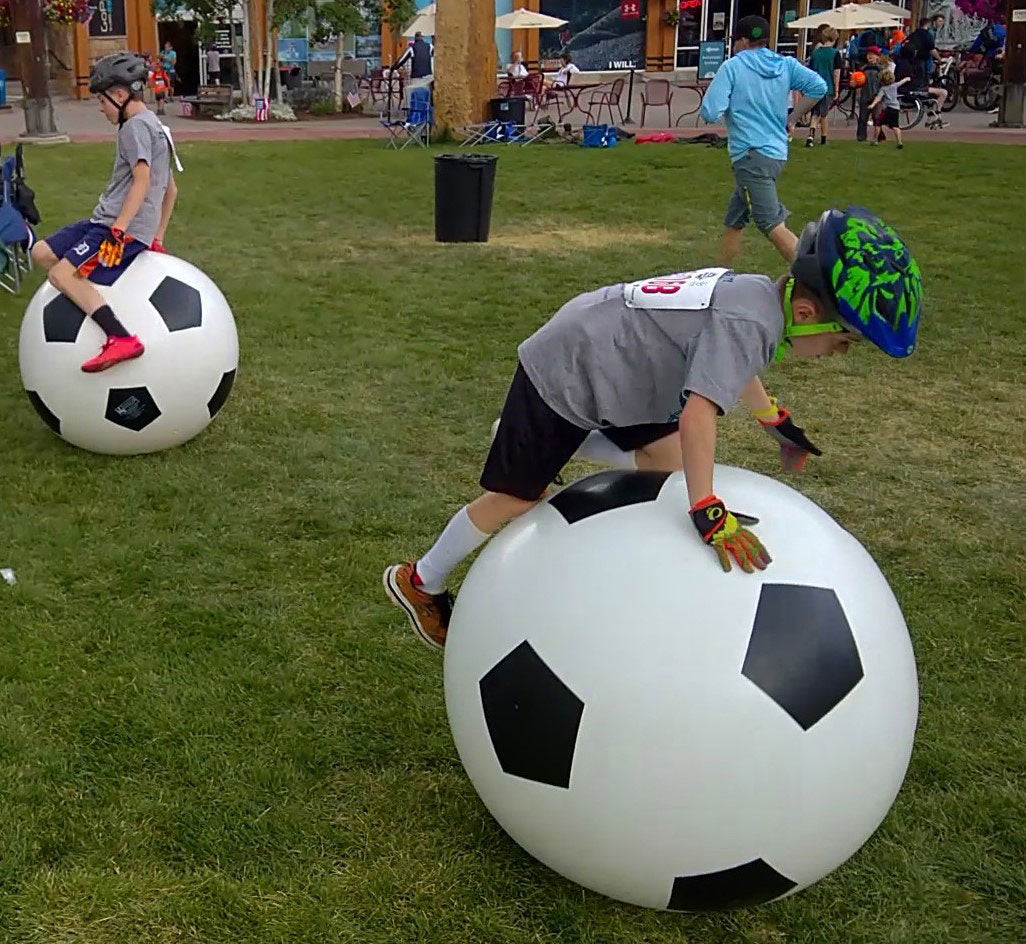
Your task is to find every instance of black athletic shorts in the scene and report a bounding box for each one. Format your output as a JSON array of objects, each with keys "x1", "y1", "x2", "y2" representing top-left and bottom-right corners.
[{"x1": 479, "y1": 363, "x2": 679, "y2": 501}]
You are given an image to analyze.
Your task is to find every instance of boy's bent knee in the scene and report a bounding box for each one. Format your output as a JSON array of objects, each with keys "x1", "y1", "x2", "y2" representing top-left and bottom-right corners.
[{"x1": 30, "y1": 241, "x2": 58, "y2": 270}]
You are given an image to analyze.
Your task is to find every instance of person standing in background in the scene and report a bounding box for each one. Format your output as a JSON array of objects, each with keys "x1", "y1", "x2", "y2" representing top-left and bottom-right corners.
[
  {"x1": 206, "y1": 47, "x2": 221, "y2": 85},
  {"x1": 160, "y1": 40, "x2": 178, "y2": 100},
  {"x1": 806, "y1": 26, "x2": 841, "y2": 147}
]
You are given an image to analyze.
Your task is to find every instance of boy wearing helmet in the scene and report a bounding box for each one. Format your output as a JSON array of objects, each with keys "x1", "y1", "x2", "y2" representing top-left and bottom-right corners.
[
  {"x1": 383, "y1": 207, "x2": 923, "y2": 651},
  {"x1": 29, "y1": 52, "x2": 177, "y2": 373}
]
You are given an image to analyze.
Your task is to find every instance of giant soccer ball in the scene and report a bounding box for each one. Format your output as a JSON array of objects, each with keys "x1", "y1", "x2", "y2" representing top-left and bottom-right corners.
[
  {"x1": 445, "y1": 467, "x2": 918, "y2": 912},
  {"x1": 20, "y1": 252, "x2": 238, "y2": 455}
]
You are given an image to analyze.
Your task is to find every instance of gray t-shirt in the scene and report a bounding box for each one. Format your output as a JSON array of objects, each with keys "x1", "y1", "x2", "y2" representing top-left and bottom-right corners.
[
  {"x1": 206, "y1": 49, "x2": 221, "y2": 72},
  {"x1": 91, "y1": 108, "x2": 172, "y2": 246},
  {"x1": 880, "y1": 82, "x2": 900, "y2": 109},
  {"x1": 518, "y1": 273, "x2": 784, "y2": 429}
]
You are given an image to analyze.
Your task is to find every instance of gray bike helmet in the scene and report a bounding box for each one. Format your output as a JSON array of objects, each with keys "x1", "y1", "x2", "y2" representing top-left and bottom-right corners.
[{"x1": 89, "y1": 52, "x2": 148, "y2": 95}]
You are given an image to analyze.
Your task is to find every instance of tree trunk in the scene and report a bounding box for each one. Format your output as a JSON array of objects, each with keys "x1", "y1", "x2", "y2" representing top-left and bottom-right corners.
[
  {"x1": 435, "y1": 0, "x2": 496, "y2": 132},
  {"x1": 241, "y1": 2, "x2": 254, "y2": 105},
  {"x1": 262, "y1": 0, "x2": 275, "y2": 102},
  {"x1": 334, "y1": 36, "x2": 344, "y2": 112},
  {"x1": 13, "y1": 0, "x2": 62, "y2": 137}
]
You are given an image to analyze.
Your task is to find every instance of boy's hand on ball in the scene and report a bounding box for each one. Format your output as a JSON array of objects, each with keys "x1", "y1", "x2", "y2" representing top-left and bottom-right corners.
[
  {"x1": 757, "y1": 404, "x2": 822, "y2": 473},
  {"x1": 689, "y1": 495, "x2": 772, "y2": 574},
  {"x1": 98, "y1": 227, "x2": 128, "y2": 267}
]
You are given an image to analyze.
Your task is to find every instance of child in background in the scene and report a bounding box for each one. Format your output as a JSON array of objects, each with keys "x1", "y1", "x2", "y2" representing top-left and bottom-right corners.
[
  {"x1": 807, "y1": 26, "x2": 842, "y2": 147},
  {"x1": 869, "y1": 69, "x2": 910, "y2": 148},
  {"x1": 149, "y1": 56, "x2": 170, "y2": 116},
  {"x1": 856, "y1": 46, "x2": 883, "y2": 142}
]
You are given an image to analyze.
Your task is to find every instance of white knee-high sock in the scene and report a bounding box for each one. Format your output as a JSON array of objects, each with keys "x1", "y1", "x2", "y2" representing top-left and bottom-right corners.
[
  {"x1": 573, "y1": 430, "x2": 637, "y2": 470},
  {"x1": 415, "y1": 506, "x2": 491, "y2": 594}
]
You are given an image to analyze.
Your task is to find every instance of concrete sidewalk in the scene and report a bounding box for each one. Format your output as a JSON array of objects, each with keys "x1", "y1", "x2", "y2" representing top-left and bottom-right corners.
[{"x1": 3, "y1": 92, "x2": 1022, "y2": 146}]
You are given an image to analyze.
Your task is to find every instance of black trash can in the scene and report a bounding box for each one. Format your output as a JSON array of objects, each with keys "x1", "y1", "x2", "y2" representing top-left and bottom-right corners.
[
  {"x1": 434, "y1": 153, "x2": 498, "y2": 243},
  {"x1": 489, "y1": 95, "x2": 527, "y2": 126}
]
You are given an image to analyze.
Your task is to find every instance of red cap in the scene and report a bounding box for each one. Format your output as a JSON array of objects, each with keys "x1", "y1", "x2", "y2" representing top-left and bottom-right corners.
[{"x1": 867, "y1": 45, "x2": 882, "y2": 54}]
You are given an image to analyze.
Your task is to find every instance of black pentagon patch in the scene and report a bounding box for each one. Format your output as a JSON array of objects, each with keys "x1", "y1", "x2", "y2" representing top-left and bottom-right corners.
[
  {"x1": 548, "y1": 470, "x2": 670, "y2": 524},
  {"x1": 207, "y1": 368, "x2": 236, "y2": 418},
  {"x1": 149, "y1": 276, "x2": 202, "y2": 332},
  {"x1": 25, "y1": 390, "x2": 61, "y2": 435},
  {"x1": 742, "y1": 584, "x2": 864, "y2": 731},
  {"x1": 479, "y1": 641, "x2": 584, "y2": 789},
  {"x1": 104, "y1": 386, "x2": 161, "y2": 432},
  {"x1": 667, "y1": 858, "x2": 797, "y2": 911},
  {"x1": 42, "y1": 294, "x2": 86, "y2": 343}
]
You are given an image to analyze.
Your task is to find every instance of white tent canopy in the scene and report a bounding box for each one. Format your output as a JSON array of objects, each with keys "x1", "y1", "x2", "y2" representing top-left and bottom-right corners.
[
  {"x1": 865, "y1": 2, "x2": 912, "y2": 19},
  {"x1": 787, "y1": 3, "x2": 901, "y2": 31},
  {"x1": 495, "y1": 8, "x2": 568, "y2": 29}
]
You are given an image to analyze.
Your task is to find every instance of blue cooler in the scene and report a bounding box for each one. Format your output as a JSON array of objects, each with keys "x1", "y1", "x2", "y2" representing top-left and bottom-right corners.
[{"x1": 581, "y1": 124, "x2": 618, "y2": 148}]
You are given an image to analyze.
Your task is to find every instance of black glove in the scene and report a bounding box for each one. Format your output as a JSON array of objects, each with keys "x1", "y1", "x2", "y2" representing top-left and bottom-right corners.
[{"x1": 756, "y1": 399, "x2": 822, "y2": 473}]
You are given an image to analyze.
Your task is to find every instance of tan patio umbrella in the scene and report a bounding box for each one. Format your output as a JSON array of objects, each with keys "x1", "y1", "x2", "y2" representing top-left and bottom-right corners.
[
  {"x1": 403, "y1": 3, "x2": 436, "y2": 37},
  {"x1": 787, "y1": 3, "x2": 900, "y2": 31},
  {"x1": 865, "y1": 1, "x2": 912, "y2": 19},
  {"x1": 494, "y1": 8, "x2": 569, "y2": 29}
]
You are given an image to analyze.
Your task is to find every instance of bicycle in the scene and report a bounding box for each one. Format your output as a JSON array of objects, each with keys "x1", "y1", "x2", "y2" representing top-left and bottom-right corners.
[
  {"x1": 934, "y1": 55, "x2": 959, "y2": 113},
  {"x1": 960, "y1": 54, "x2": 1001, "y2": 111}
]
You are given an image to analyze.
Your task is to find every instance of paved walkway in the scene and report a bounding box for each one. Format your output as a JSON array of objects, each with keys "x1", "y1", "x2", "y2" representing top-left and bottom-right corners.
[{"x1": 3, "y1": 90, "x2": 1022, "y2": 146}]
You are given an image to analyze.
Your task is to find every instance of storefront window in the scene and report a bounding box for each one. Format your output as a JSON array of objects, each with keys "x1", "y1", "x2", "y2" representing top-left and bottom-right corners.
[
  {"x1": 538, "y1": 0, "x2": 645, "y2": 71},
  {"x1": 676, "y1": 0, "x2": 703, "y2": 68},
  {"x1": 777, "y1": 0, "x2": 800, "y2": 56}
]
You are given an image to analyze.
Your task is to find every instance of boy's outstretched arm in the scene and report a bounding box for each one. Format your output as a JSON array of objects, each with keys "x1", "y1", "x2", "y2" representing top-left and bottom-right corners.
[
  {"x1": 679, "y1": 392, "x2": 771, "y2": 573},
  {"x1": 98, "y1": 160, "x2": 149, "y2": 266},
  {"x1": 740, "y1": 375, "x2": 823, "y2": 473},
  {"x1": 153, "y1": 174, "x2": 178, "y2": 248}
]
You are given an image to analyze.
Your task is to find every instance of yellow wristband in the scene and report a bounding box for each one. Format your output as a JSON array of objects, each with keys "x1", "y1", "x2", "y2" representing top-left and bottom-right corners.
[{"x1": 752, "y1": 396, "x2": 779, "y2": 423}]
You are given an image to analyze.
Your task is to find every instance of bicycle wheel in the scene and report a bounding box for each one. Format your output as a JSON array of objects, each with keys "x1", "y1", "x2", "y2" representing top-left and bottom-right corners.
[
  {"x1": 973, "y1": 81, "x2": 1000, "y2": 111},
  {"x1": 938, "y1": 74, "x2": 958, "y2": 112},
  {"x1": 899, "y1": 99, "x2": 923, "y2": 130},
  {"x1": 834, "y1": 87, "x2": 856, "y2": 122}
]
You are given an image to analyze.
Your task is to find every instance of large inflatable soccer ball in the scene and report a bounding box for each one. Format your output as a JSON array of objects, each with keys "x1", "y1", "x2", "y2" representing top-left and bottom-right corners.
[
  {"x1": 445, "y1": 467, "x2": 918, "y2": 912},
  {"x1": 20, "y1": 253, "x2": 238, "y2": 455}
]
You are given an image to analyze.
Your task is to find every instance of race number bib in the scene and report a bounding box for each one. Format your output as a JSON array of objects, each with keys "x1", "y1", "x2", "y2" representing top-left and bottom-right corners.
[{"x1": 622, "y1": 267, "x2": 730, "y2": 310}]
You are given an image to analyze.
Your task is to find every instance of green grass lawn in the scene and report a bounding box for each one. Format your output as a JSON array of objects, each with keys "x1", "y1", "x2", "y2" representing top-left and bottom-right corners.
[{"x1": 0, "y1": 137, "x2": 1024, "y2": 943}]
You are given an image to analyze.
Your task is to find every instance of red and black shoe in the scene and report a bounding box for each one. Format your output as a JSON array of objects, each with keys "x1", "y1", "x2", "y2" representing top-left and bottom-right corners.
[{"x1": 80, "y1": 335, "x2": 145, "y2": 373}]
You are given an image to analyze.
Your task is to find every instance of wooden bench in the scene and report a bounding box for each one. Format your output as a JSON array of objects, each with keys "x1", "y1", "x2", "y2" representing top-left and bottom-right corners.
[{"x1": 180, "y1": 85, "x2": 233, "y2": 118}]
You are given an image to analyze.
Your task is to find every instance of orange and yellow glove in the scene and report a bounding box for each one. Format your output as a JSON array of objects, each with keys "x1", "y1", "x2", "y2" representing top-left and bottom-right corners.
[
  {"x1": 689, "y1": 494, "x2": 772, "y2": 574},
  {"x1": 754, "y1": 398, "x2": 822, "y2": 473},
  {"x1": 98, "y1": 227, "x2": 129, "y2": 268}
]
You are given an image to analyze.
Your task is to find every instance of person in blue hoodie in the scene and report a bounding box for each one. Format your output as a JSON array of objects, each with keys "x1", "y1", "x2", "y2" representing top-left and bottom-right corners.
[{"x1": 700, "y1": 16, "x2": 828, "y2": 268}]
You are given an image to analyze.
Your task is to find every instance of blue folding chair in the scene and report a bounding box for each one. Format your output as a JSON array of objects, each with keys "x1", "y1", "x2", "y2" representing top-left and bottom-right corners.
[
  {"x1": 0, "y1": 156, "x2": 32, "y2": 294},
  {"x1": 380, "y1": 86, "x2": 434, "y2": 149}
]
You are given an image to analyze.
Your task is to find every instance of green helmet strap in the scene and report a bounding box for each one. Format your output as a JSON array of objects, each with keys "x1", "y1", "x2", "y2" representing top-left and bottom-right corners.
[{"x1": 775, "y1": 278, "x2": 848, "y2": 362}]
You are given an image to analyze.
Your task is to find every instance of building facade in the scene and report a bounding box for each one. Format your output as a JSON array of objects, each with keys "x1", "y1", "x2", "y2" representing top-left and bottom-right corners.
[{"x1": 382, "y1": 0, "x2": 925, "y2": 72}]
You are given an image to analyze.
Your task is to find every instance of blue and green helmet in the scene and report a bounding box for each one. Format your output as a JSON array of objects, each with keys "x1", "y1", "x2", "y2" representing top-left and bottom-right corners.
[{"x1": 789, "y1": 207, "x2": 923, "y2": 358}]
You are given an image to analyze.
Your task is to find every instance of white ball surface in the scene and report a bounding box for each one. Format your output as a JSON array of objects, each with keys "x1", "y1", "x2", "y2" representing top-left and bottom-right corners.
[
  {"x1": 444, "y1": 467, "x2": 918, "y2": 912},
  {"x1": 19, "y1": 253, "x2": 239, "y2": 455}
]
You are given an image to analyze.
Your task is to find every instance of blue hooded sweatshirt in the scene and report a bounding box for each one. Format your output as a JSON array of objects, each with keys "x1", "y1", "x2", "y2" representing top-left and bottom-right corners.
[{"x1": 700, "y1": 48, "x2": 827, "y2": 163}]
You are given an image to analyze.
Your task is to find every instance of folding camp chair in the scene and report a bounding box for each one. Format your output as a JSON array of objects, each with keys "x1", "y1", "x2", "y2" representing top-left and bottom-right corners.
[
  {"x1": 0, "y1": 156, "x2": 32, "y2": 294},
  {"x1": 380, "y1": 86, "x2": 434, "y2": 149},
  {"x1": 459, "y1": 119, "x2": 528, "y2": 147}
]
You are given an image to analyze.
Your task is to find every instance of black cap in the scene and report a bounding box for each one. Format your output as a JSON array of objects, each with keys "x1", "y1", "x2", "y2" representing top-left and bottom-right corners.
[{"x1": 734, "y1": 15, "x2": 771, "y2": 42}]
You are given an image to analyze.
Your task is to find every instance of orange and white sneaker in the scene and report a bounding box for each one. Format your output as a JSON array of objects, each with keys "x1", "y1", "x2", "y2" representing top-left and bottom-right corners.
[
  {"x1": 383, "y1": 562, "x2": 452, "y2": 650},
  {"x1": 80, "y1": 335, "x2": 144, "y2": 373}
]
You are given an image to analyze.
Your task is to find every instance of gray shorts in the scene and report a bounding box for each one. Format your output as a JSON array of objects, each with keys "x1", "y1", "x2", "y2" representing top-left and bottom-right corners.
[
  {"x1": 723, "y1": 150, "x2": 789, "y2": 235},
  {"x1": 811, "y1": 94, "x2": 832, "y2": 118}
]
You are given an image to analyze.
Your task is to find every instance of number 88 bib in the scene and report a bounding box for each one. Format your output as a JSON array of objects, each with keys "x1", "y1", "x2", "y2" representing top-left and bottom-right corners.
[{"x1": 622, "y1": 268, "x2": 730, "y2": 310}]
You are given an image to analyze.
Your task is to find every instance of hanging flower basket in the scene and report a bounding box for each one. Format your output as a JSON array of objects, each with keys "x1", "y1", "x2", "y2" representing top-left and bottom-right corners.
[
  {"x1": 43, "y1": 0, "x2": 92, "y2": 25},
  {"x1": 664, "y1": 9, "x2": 681, "y2": 26}
]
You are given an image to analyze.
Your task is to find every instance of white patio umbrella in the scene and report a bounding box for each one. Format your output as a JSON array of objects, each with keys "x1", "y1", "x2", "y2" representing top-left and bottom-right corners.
[
  {"x1": 787, "y1": 3, "x2": 900, "y2": 31},
  {"x1": 494, "y1": 8, "x2": 568, "y2": 29},
  {"x1": 865, "y1": 1, "x2": 912, "y2": 19},
  {"x1": 403, "y1": 3, "x2": 436, "y2": 37}
]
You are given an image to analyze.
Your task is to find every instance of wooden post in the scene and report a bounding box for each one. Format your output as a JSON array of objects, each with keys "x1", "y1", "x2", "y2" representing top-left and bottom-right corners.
[
  {"x1": 999, "y1": 0, "x2": 1026, "y2": 126},
  {"x1": 434, "y1": 0, "x2": 496, "y2": 131}
]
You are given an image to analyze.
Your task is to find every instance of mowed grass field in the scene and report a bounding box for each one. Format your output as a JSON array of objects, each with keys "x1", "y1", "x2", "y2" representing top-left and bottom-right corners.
[{"x1": 0, "y1": 137, "x2": 1023, "y2": 943}]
